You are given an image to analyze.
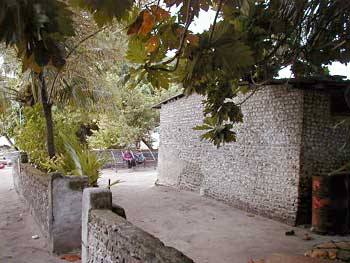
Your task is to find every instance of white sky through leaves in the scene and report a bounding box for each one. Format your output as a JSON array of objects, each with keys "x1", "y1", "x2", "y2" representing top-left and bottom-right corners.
[{"x1": 192, "y1": 10, "x2": 350, "y2": 79}]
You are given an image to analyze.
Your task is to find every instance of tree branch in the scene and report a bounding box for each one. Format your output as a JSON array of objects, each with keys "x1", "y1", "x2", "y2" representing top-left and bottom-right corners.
[
  {"x1": 237, "y1": 75, "x2": 273, "y2": 106},
  {"x1": 149, "y1": 0, "x2": 194, "y2": 72},
  {"x1": 209, "y1": 0, "x2": 224, "y2": 43},
  {"x1": 48, "y1": 26, "x2": 109, "y2": 103}
]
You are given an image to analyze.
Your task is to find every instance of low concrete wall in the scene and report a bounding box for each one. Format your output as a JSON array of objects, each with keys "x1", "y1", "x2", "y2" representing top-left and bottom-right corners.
[
  {"x1": 13, "y1": 161, "x2": 88, "y2": 254},
  {"x1": 82, "y1": 188, "x2": 194, "y2": 263}
]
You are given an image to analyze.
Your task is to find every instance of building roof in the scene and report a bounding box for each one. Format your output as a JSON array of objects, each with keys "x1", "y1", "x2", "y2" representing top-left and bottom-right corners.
[
  {"x1": 152, "y1": 77, "x2": 350, "y2": 109},
  {"x1": 152, "y1": 93, "x2": 184, "y2": 109}
]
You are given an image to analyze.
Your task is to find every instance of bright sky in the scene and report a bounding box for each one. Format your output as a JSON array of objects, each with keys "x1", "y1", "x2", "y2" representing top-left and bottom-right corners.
[
  {"x1": 191, "y1": 10, "x2": 350, "y2": 79},
  {"x1": 279, "y1": 63, "x2": 350, "y2": 79}
]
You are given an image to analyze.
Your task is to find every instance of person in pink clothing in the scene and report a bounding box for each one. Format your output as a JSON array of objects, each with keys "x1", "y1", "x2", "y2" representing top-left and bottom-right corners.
[{"x1": 122, "y1": 150, "x2": 135, "y2": 168}]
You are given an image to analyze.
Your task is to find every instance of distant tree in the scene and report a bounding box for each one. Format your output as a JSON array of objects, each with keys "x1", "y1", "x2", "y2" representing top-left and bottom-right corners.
[{"x1": 88, "y1": 68, "x2": 180, "y2": 149}]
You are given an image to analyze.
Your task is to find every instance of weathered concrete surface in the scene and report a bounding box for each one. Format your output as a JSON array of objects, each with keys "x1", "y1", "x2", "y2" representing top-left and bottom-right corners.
[
  {"x1": 101, "y1": 169, "x2": 349, "y2": 263},
  {"x1": 50, "y1": 173, "x2": 88, "y2": 254},
  {"x1": 0, "y1": 167, "x2": 64, "y2": 263}
]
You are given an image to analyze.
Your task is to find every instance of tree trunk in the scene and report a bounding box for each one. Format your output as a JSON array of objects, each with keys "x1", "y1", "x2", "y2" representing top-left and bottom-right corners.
[
  {"x1": 4, "y1": 134, "x2": 18, "y2": 150},
  {"x1": 141, "y1": 138, "x2": 154, "y2": 151},
  {"x1": 39, "y1": 72, "x2": 55, "y2": 158},
  {"x1": 141, "y1": 137, "x2": 157, "y2": 161}
]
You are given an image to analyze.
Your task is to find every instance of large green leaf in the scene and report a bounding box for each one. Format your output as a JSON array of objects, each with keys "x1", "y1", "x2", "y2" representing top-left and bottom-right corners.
[
  {"x1": 70, "y1": 0, "x2": 133, "y2": 26},
  {"x1": 0, "y1": 0, "x2": 75, "y2": 70},
  {"x1": 126, "y1": 37, "x2": 148, "y2": 63}
]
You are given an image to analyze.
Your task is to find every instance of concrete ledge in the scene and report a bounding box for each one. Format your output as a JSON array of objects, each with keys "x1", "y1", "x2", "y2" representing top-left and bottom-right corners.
[{"x1": 89, "y1": 210, "x2": 194, "y2": 263}]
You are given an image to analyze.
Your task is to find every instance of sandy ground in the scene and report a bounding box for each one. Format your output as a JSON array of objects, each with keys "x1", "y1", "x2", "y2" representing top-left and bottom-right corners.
[
  {"x1": 100, "y1": 168, "x2": 348, "y2": 263},
  {"x1": 0, "y1": 167, "x2": 64, "y2": 263},
  {"x1": 0, "y1": 164, "x2": 345, "y2": 263}
]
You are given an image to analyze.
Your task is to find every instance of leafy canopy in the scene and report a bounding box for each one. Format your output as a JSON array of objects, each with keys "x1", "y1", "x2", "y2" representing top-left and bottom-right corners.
[
  {"x1": 1, "y1": 0, "x2": 350, "y2": 146},
  {"x1": 88, "y1": 67, "x2": 181, "y2": 149}
]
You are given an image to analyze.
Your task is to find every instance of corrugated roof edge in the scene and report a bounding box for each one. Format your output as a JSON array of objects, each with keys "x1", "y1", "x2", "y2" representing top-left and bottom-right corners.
[{"x1": 152, "y1": 77, "x2": 350, "y2": 109}]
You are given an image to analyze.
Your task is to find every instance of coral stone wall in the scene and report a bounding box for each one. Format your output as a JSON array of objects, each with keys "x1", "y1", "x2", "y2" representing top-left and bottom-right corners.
[
  {"x1": 13, "y1": 162, "x2": 50, "y2": 235},
  {"x1": 158, "y1": 85, "x2": 350, "y2": 225},
  {"x1": 200, "y1": 86, "x2": 304, "y2": 225},
  {"x1": 158, "y1": 94, "x2": 206, "y2": 191},
  {"x1": 297, "y1": 90, "x2": 350, "y2": 224},
  {"x1": 87, "y1": 210, "x2": 194, "y2": 263},
  {"x1": 82, "y1": 188, "x2": 194, "y2": 263}
]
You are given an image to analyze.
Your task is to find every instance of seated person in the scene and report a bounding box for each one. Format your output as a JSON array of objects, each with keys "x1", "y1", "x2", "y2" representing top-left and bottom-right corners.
[
  {"x1": 122, "y1": 150, "x2": 135, "y2": 168},
  {"x1": 133, "y1": 149, "x2": 145, "y2": 164}
]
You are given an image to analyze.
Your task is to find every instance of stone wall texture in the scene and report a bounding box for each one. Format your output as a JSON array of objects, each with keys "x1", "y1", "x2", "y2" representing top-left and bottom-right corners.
[
  {"x1": 13, "y1": 162, "x2": 88, "y2": 254},
  {"x1": 88, "y1": 210, "x2": 194, "y2": 263},
  {"x1": 82, "y1": 188, "x2": 194, "y2": 263},
  {"x1": 297, "y1": 90, "x2": 350, "y2": 224},
  {"x1": 13, "y1": 162, "x2": 50, "y2": 235},
  {"x1": 157, "y1": 85, "x2": 350, "y2": 225}
]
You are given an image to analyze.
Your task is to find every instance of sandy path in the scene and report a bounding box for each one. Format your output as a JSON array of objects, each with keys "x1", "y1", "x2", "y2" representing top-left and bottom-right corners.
[
  {"x1": 101, "y1": 168, "x2": 348, "y2": 263},
  {"x1": 0, "y1": 167, "x2": 65, "y2": 263}
]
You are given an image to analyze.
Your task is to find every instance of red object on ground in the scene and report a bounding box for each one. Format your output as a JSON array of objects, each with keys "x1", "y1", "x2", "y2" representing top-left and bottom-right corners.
[
  {"x1": 312, "y1": 174, "x2": 349, "y2": 235},
  {"x1": 60, "y1": 254, "x2": 81, "y2": 262},
  {"x1": 0, "y1": 163, "x2": 5, "y2": 169}
]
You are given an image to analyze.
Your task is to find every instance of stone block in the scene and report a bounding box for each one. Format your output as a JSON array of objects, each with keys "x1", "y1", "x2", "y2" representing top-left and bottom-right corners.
[{"x1": 82, "y1": 188, "x2": 194, "y2": 263}]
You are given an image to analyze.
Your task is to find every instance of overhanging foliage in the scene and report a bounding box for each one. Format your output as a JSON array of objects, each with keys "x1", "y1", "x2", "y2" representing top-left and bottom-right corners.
[{"x1": 1, "y1": 0, "x2": 350, "y2": 146}]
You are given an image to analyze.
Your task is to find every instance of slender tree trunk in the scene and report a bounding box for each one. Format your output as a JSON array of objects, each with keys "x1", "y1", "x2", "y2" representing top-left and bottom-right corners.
[
  {"x1": 141, "y1": 138, "x2": 156, "y2": 162},
  {"x1": 4, "y1": 134, "x2": 19, "y2": 150},
  {"x1": 141, "y1": 138, "x2": 154, "y2": 151},
  {"x1": 39, "y1": 72, "x2": 55, "y2": 158}
]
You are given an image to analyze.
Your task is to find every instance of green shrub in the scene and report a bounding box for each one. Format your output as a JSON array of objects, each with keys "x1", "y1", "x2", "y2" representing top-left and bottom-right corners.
[
  {"x1": 53, "y1": 132, "x2": 104, "y2": 186},
  {"x1": 14, "y1": 105, "x2": 103, "y2": 185},
  {"x1": 14, "y1": 104, "x2": 64, "y2": 170}
]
